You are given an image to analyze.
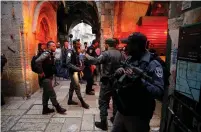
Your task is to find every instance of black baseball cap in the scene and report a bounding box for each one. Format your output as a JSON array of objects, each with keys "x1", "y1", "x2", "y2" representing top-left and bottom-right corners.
[
  {"x1": 121, "y1": 32, "x2": 147, "y2": 45},
  {"x1": 105, "y1": 38, "x2": 116, "y2": 47}
]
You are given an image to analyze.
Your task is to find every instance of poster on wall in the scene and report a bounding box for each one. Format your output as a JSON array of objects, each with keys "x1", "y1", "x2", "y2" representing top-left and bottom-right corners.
[{"x1": 176, "y1": 23, "x2": 201, "y2": 102}]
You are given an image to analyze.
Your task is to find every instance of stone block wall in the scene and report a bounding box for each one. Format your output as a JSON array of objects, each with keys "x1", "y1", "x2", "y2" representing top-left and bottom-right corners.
[
  {"x1": 1, "y1": 1, "x2": 26, "y2": 96},
  {"x1": 1, "y1": 1, "x2": 58, "y2": 97},
  {"x1": 96, "y1": 1, "x2": 115, "y2": 51}
]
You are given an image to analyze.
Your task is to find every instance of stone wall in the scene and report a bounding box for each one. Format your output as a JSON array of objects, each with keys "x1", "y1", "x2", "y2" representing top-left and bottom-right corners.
[
  {"x1": 1, "y1": 1, "x2": 25, "y2": 96},
  {"x1": 96, "y1": 1, "x2": 149, "y2": 50},
  {"x1": 113, "y1": 1, "x2": 149, "y2": 38},
  {"x1": 96, "y1": 1, "x2": 115, "y2": 50},
  {"x1": 1, "y1": 1, "x2": 58, "y2": 97}
]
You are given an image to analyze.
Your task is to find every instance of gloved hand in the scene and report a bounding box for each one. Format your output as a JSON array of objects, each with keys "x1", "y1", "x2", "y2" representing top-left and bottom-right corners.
[
  {"x1": 125, "y1": 68, "x2": 133, "y2": 76},
  {"x1": 115, "y1": 67, "x2": 125, "y2": 75}
]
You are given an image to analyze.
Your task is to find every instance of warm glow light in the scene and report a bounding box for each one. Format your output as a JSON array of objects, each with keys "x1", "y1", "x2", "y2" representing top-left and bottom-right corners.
[{"x1": 164, "y1": 31, "x2": 167, "y2": 34}]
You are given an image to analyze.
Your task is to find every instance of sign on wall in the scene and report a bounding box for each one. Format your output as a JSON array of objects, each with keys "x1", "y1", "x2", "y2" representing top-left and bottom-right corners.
[{"x1": 176, "y1": 23, "x2": 201, "y2": 102}]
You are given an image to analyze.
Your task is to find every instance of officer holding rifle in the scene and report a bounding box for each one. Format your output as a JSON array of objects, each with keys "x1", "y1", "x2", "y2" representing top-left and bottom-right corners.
[{"x1": 112, "y1": 32, "x2": 164, "y2": 132}]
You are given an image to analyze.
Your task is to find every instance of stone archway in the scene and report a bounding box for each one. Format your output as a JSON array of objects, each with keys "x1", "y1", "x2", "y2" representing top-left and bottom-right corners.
[
  {"x1": 36, "y1": 18, "x2": 51, "y2": 43},
  {"x1": 33, "y1": 1, "x2": 57, "y2": 44},
  {"x1": 57, "y1": 1, "x2": 100, "y2": 43}
]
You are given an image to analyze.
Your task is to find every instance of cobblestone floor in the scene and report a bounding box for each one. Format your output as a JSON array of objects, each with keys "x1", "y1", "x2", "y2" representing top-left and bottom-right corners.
[{"x1": 1, "y1": 80, "x2": 161, "y2": 132}]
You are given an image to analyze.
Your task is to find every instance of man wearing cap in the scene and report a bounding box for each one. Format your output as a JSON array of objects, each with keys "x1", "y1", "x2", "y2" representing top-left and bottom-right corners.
[
  {"x1": 112, "y1": 32, "x2": 164, "y2": 132},
  {"x1": 84, "y1": 38, "x2": 124, "y2": 130},
  {"x1": 64, "y1": 39, "x2": 89, "y2": 109}
]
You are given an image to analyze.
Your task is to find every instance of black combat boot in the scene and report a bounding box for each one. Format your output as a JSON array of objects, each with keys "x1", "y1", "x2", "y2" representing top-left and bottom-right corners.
[
  {"x1": 55, "y1": 104, "x2": 66, "y2": 114},
  {"x1": 68, "y1": 100, "x2": 78, "y2": 105},
  {"x1": 86, "y1": 91, "x2": 95, "y2": 95},
  {"x1": 42, "y1": 106, "x2": 55, "y2": 114},
  {"x1": 79, "y1": 98, "x2": 89, "y2": 109},
  {"x1": 95, "y1": 120, "x2": 108, "y2": 130},
  {"x1": 68, "y1": 94, "x2": 78, "y2": 105}
]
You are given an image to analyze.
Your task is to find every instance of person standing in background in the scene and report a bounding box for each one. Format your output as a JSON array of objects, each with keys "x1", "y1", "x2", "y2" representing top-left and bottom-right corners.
[
  {"x1": 84, "y1": 42, "x2": 88, "y2": 51},
  {"x1": 84, "y1": 39, "x2": 99, "y2": 95},
  {"x1": 55, "y1": 42, "x2": 62, "y2": 63},
  {"x1": 54, "y1": 42, "x2": 62, "y2": 86}
]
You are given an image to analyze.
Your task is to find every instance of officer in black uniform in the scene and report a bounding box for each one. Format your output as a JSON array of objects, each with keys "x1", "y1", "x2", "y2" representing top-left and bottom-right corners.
[
  {"x1": 112, "y1": 32, "x2": 164, "y2": 132},
  {"x1": 84, "y1": 38, "x2": 124, "y2": 130},
  {"x1": 35, "y1": 41, "x2": 66, "y2": 114},
  {"x1": 65, "y1": 39, "x2": 89, "y2": 109},
  {"x1": 84, "y1": 39, "x2": 99, "y2": 95}
]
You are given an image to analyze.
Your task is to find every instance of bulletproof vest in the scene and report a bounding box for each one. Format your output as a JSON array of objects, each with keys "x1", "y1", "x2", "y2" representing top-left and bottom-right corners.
[
  {"x1": 102, "y1": 49, "x2": 122, "y2": 77},
  {"x1": 71, "y1": 50, "x2": 80, "y2": 67},
  {"x1": 116, "y1": 55, "x2": 155, "y2": 118},
  {"x1": 42, "y1": 52, "x2": 55, "y2": 78}
]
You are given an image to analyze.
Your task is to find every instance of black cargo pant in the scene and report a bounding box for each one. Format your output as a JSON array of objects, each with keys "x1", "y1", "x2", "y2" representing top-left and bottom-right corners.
[
  {"x1": 112, "y1": 111, "x2": 150, "y2": 132},
  {"x1": 42, "y1": 77, "x2": 59, "y2": 107},
  {"x1": 99, "y1": 81, "x2": 117, "y2": 121},
  {"x1": 38, "y1": 76, "x2": 43, "y2": 89},
  {"x1": 69, "y1": 72, "x2": 82, "y2": 99},
  {"x1": 84, "y1": 66, "x2": 93, "y2": 93}
]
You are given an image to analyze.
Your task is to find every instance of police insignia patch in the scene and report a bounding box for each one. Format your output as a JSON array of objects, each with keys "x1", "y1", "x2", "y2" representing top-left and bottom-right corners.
[
  {"x1": 89, "y1": 49, "x2": 92, "y2": 54},
  {"x1": 68, "y1": 53, "x2": 71, "y2": 57},
  {"x1": 155, "y1": 67, "x2": 163, "y2": 78}
]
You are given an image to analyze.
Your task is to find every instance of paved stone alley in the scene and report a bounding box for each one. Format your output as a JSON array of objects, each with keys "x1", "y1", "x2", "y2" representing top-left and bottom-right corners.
[{"x1": 1, "y1": 80, "x2": 161, "y2": 132}]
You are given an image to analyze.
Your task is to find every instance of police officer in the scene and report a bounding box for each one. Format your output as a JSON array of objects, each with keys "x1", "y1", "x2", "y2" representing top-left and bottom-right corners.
[
  {"x1": 112, "y1": 32, "x2": 164, "y2": 132},
  {"x1": 35, "y1": 41, "x2": 66, "y2": 114},
  {"x1": 65, "y1": 39, "x2": 89, "y2": 109},
  {"x1": 84, "y1": 38, "x2": 124, "y2": 130},
  {"x1": 84, "y1": 39, "x2": 99, "y2": 95}
]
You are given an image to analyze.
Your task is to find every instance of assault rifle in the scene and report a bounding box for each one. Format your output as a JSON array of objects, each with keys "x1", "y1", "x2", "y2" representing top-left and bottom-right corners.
[{"x1": 118, "y1": 61, "x2": 153, "y2": 84}]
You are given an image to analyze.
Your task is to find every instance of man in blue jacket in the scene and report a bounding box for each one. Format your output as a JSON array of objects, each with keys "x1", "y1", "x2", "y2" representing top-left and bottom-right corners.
[{"x1": 112, "y1": 32, "x2": 164, "y2": 132}]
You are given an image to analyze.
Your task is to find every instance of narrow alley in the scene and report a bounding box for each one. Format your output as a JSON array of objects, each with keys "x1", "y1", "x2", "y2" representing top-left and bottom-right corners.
[{"x1": 1, "y1": 1, "x2": 201, "y2": 132}]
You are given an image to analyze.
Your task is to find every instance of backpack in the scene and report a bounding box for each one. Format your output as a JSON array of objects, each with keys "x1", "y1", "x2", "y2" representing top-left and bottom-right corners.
[{"x1": 31, "y1": 53, "x2": 41, "y2": 73}]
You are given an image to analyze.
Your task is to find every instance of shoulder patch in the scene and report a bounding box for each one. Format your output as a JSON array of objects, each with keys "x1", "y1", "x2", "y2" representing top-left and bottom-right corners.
[
  {"x1": 155, "y1": 67, "x2": 163, "y2": 78},
  {"x1": 68, "y1": 52, "x2": 71, "y2": 57}
]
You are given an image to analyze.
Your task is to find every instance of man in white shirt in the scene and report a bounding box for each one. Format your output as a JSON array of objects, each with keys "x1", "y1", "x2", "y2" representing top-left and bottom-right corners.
[
  {"x1": 55, "y1": 42, "x2": 62, "y2": 61},
  {"x1": 54, "y1": 42, "x2": 62, "y2": 86}
]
